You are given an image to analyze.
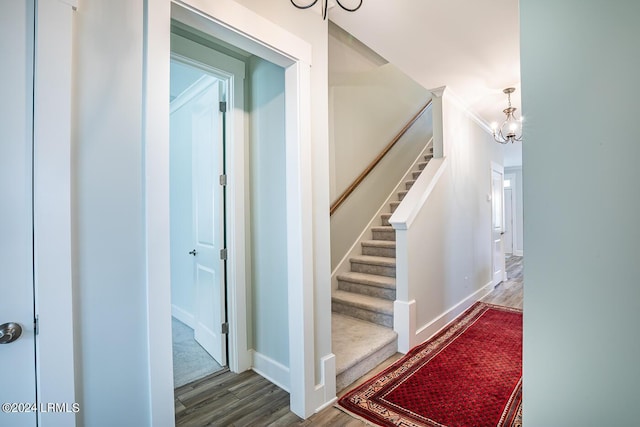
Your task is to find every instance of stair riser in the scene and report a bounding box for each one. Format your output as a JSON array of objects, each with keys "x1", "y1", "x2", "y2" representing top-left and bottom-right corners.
[
  {"x1": 390, "y1": 203, "x2": 400, "y2": 213},
  {"x1": 380, "y1": 214, "x2": 391, "y2": 226},
  {"x1": 405, "y1": 181, "x2": 414, "y2": 190},
  {"x1": 398, "y1": 191, "x2": 407, "y2": 201},
  {"x1": 332, "y1": 300, "x2": 393, "y2": 328},
  {"x1": 362, "y1": 245, "x2": 395, "y2": 258},
  {"x1": 350, "y1": 261, "x2": 396, "y2": 277},
  {"x1": 336, "y1": 339, "x2": 397, "y2": 392},
  {"x1": 412, "y1": 171, "x2": 421, "y2": 180},
  {"x1": 372, "y1": 229, "x2": 395, "y2": 241},
  {"x1": 337, "y1": 280, "x2": 396, "y2": 300}
]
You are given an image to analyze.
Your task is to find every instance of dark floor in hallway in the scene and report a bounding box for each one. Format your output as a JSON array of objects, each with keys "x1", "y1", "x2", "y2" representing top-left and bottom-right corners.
[{"x1": 174, "y1": 256, "x2": 524, "y2": 426}]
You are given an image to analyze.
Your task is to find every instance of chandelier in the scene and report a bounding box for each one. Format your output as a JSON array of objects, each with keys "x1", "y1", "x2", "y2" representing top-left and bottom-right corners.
[
  {"x1": 290, "y1": 0, "x2": 363, "y2": 20},
  {"x1": 492, "y1": 87, "x2": 523, "y2": 144}
]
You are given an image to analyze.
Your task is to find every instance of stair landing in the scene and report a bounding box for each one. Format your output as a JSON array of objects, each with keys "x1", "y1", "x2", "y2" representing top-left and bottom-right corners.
[{"x1": 333, "y1": 313, "x2": 397, "y2": 392}]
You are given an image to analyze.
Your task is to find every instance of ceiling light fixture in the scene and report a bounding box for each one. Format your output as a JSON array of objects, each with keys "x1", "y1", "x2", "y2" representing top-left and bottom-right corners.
[
  {"x1": 492, "y1": 87, "x2": 523, "y2": 144},
  {"x1": 290, "y1": 0, "x2": 363, "y2": 20}
]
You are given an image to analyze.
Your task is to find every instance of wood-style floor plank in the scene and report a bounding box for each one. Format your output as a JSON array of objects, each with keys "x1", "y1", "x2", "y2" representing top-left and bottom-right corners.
[{"x1": 174, "y1": 256, "x2": 524, "y2": 426}]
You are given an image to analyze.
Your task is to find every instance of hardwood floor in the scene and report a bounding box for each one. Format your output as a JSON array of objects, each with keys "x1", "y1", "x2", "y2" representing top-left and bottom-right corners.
[
  {"x1": 481, "y1": 255, "x2": 523, "y2": 310},
  {"x1": 174, "y1": 256, "x2": 523, "y2": 426}
]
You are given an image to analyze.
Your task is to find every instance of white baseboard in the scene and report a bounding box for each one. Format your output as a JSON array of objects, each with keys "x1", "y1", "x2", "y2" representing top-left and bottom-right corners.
[
  {"x1": 251, "y1": 350, "x2": 290, "y2": 393},
  {"x1": 413, "y1": 281, "x2": 495, "y2": 346},
  {"x1": 514, "y1": 250, "x2": 523, "y2": 257},
  {"x1": 171, "y1": 304, "x2": 195, "y2": 329},
  {"x1": 312, "y1": 353, "x2": 337, "y2": 413}
]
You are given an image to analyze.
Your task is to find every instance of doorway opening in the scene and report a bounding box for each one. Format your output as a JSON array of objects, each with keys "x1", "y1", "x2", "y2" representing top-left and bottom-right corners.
[
  {"x1": 491, "y1": 162, "x2": 506, "y2": 286},
  {"x1": 169, "y1": 46, "x2": 232, "y2": 388}
]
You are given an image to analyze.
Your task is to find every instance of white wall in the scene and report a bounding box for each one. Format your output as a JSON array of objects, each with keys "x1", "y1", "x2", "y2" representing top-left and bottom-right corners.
[
  {"x1": 328, "y1": 23, "x2": 432, "y2": 269},
  {"x1": 72, "y1": 1, "x2": 150, "y2": 425},
  {"x1": 247, "y1": 56, "x2": 290, "y2": 369},
  {"x1": 504, "y1": 167, "x2": 523, "y2": 256},
  {"x1": 521, "y1": 1, "x2": 640, "y2": 425},
  {"x1": 391, "y1": 91, "x2": 503, "y2": 351},
  {"x1": 328, "y1": 23, "x2": 430, "y2": 200}
]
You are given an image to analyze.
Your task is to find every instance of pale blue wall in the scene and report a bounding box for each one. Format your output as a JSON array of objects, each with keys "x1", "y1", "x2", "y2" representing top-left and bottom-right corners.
[
  {"x1": 248, "y1": 56, "x2": 289, "y2": 367},
  {"x1": 522, "y1": 1, "x2": 640, "y2": 424}
]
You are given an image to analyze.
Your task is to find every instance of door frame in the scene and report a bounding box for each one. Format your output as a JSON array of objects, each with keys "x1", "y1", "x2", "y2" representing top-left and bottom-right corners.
[
  {"x1": 504, "y1": 172, "x2": 518, "y2": 256},
  {"x1": 169, "y1": 36, "x2": 246, "y2": 370},
  {"x1": 144, "y1": 0, "x2": 333, "y2": 421},
  {"x1": 31, "y1": 1, "x2": 77, "y2": 425},
  {"x1": 490, "y1": 161, "x2": 507, "y2": 285}
]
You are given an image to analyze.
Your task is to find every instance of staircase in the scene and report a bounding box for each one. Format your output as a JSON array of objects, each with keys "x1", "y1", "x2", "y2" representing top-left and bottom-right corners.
[{"x1": 332, "y1": 148, "x2": 434, "y2": 391}]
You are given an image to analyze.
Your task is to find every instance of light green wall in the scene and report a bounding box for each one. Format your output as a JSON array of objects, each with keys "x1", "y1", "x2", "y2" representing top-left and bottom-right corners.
[
  {"x1": 248, "y1": 56, "x2": 289, "y2": 367},
  {"x1": 521, "y1": 1, "x2": 640, "y2": 424}
]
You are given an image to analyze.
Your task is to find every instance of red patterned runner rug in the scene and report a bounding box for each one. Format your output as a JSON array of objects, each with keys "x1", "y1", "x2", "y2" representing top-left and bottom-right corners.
[{"x1": 338, "y1": 302, "x2": 522, "y2": 427}]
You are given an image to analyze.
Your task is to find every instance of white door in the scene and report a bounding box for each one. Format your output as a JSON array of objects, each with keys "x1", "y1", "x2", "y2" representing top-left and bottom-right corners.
[
  {"x1": 191, "y1": 81, "x2": 227, "y2": 366},
  {"x1": 0, "y1": 1, "x2": 38, "y2": 426},
  {"x1": 491, "y1": 164, "x2": 506, "y2": 285},
  {"x1": 504, "y1": 188, "x2": 514, "y2": 255}
]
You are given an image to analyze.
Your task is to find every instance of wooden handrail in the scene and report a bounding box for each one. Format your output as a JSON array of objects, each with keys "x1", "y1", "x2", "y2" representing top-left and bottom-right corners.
[{"x1": 330, "y1": 99, "x2": 433, "y2": 216}]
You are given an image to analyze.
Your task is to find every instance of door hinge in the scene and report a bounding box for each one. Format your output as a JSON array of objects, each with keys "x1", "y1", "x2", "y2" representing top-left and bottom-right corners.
[
  {"x1": 219, "y1": 101, "x2": 227, "y2": 113},
  {"x1": 219, "y1": 174, "x2": 227, "y2": 186},
  {"x1": 221, "y1": 322, "x2": 229, "y2": 334},
  {"x1": 220, "y1": 248, "x2": 228, "y2": 260},
  {"x1": 34, "y1": 315, "x2": 39, "y2": 336}
]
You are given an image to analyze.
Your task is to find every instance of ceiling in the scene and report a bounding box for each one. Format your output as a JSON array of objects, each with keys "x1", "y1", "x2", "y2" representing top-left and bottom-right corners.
[{"x1": 328, "y1": 0, "x2": 522, "y2": 129}]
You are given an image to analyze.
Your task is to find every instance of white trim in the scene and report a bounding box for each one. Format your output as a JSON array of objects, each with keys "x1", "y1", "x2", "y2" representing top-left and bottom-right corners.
[
  {"x1": 172, "y1": 0, "x2": 309, "y2": 66},
  {"x1": 171, "y1": 33, "x2": 246, "y2": 78},
  {"x1": 442, "y1": 86, "x2": 494, "y2": 135},
  {"x1": 284, "y1": 60, "x2": 317, "y2": 418},
  {"x1": 393, "y1": 299, "x2": 417, "y2": 353},
  {"x1": 169, "y1": 32, "x2": 250, "y2": 374},
  {"x1": 33, "y1": 1, "x2": 77, "y2": 425},
  {"x1": 313, "y1": 353, "x2": 337, "y2": 413},
  {"x1": 389, "y1": 157, "x2": 448, "y2": 230},
  {"x1": 169, "y1": 74, "x2": 217, "y2": 113},
  {"x1": 171, "y1": 304, "x2": 195, "y2": 329},
  {"x1": 395, "y1": 281, "x2": 494, "y2": 353},
  {"x1": 143, "y1": 1, "x2": 175, "y2": 426},
  {"x1": 146, "y1": 0, "x2": 330, "y2": 420},
  {"x1": 251, "y1": 350, "x2": 291, "y2": 393},
  {"x1": 504, "y1": 172, "x2": 517, "y2": 256},
  {"x1": 490, "y1": 161, "x2": 506, "y2": 286},
  {"x1": 413, "y1": 281, "x2": 494, "y2": 345},
  {"x1": 514, "y1": 250, "x2": 524, "y2": 257}
]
